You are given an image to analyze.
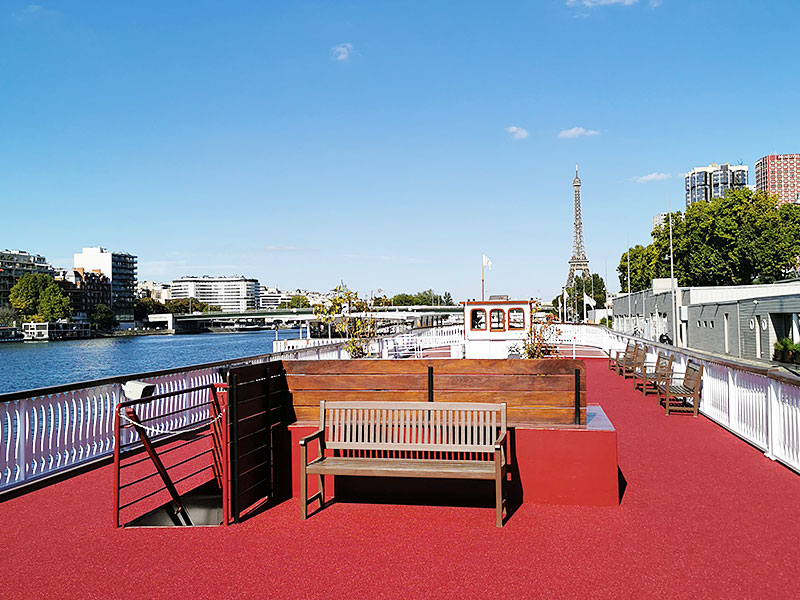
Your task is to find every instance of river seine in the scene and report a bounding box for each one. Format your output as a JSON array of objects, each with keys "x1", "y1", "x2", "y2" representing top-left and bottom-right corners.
[{"x1": 0, "y1": 329, "x2": 304, "y2": 395}]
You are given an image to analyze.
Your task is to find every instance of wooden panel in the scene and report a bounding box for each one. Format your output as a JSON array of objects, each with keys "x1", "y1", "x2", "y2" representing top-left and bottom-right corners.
[
  {"x1": 231, "y1": 361, "x2": 284, "y2": 384},
  {"x1": 283, "y1": 358, "x2": 586, "y2": 376},
  {"x1": 289, "y1": 373, "x2": 583, "y2": 392},
  {"x1": 294, "y1": 405, "x2": 585, "y2": 426},
  {"x1": 290, "y1": 390, "x2": 585, "y2": 408},
  {"x1": 434, "y1": 374, "x2": 584, "y2": 391},
  {"x1": 286, "y1": 374, "x2": 427, "y2": 391}
]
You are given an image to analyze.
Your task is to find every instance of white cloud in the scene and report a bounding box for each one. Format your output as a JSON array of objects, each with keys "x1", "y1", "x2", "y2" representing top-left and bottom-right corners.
[
  {"x1": 649, "y1": 0, "x2": 662, "y2": 7},
  {"x1": 567, "y1": 0, "x2": 638, "y2": 6},
  {"x1": 558, "y1": 126, "x2": 600, "y2": 139},
  {"x1": 505, "y1": 126, "x2": 530, "y2": 140},
  {"x1": 634, "y1": 172, "x2": 671, "y2": 183},
  {"x1": 332, "y1": 43, "x2": 353, "y2": 61}
]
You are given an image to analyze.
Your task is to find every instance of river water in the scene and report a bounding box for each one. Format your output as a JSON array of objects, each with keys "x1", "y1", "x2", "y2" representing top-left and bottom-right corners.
[{"x1": 0, "y1": 329, "x2": 305, "y2": 395}]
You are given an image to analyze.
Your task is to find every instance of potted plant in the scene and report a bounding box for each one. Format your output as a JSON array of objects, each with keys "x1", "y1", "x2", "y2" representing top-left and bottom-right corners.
[
  {"x1": 793, "y1": 340, "x2": 800, "y2": 365},
  {"x1": 774, "y1": 338, "x2": 792, "y2": 363}
]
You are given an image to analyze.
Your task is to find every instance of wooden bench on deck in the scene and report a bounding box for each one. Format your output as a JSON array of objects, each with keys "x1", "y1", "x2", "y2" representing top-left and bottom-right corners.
[
  {"x1": 658, "y1": 361, "x2": 704, "y2": 416},
  {"x1": 299, "y1": 401, "x2": 508, "y2": 526}
]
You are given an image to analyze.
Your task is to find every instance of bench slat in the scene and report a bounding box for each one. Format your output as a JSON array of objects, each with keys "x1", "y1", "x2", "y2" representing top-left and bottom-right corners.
[{"x1": 306, "y1": 457, "x2": 496, "y2": 480}]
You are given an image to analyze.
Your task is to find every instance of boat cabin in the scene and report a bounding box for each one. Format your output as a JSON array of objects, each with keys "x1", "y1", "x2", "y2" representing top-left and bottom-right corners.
[{"x1": 462, "y1": 298, "x2": 535, "y2": 358}]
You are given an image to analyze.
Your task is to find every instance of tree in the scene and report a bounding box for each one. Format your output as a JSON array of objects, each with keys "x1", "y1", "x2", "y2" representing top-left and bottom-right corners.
[
  {"x1": 9, "y1": 273, "x2": 53, "y2": 317},
  {"x1": 552, "y1": 273, "x2": 607, "y2": 321},
  {"x1": 91, "y1": 303, "x2": 117, "y2": 331},
  {"x1": 135, "y1": 297, "x2": 168, "y2": 320},
  {"x1": 619, "y1": 189, "x2": 800, "y2": 290},
  {"x1": 164, "y1": 297, "x2": 220, "y2": 314},
  {"x1": 0, "y1": 306, "x2": 19, "y2": 326},
  {"x1": 9, "y1": 273, "x2": 71, "y2": 321},
  {"x1": 390, "y1": 290, "x2": 455, "y2": 306},
  {"x1": 313, "y1": 284, "x2": 378, "y2": 358},
  {"x1": 280, "y1": 295, "x2": 310, "y2": 309},
  {"x1": 38, "y1": 284, "x2": 71, "y2": 321}
]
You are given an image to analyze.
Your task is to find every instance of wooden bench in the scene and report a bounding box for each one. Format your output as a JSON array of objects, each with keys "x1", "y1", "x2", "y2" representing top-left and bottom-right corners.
[
  {"x1": 634, "y1": 352, "x2": 673, "y2": 397},
  {"x1": 299, "y1": 400, "x2": 508, "y2": 527},
  {"x1": 284, "y1": 359, "x2": 586, "y2": 427},
  {"x1": 620, "y1": 345, "x2": 647, "y2": 380},
  {"x1": 609, "y1": 341, "x2": 634, "y2": 372},
  {"x1": 658, "y1": 361, "x2": 703, "y2": 416}
]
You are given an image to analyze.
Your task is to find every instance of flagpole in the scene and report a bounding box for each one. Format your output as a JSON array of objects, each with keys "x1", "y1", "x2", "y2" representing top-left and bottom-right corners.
[{"x1": 481, "y1": 254, "x2": 485, "y2": 301}]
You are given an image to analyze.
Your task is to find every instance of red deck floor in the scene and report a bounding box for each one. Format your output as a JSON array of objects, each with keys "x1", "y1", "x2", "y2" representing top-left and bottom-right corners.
[{"x1": 3, "y1": 359, "x2": 800, "y2": 599}]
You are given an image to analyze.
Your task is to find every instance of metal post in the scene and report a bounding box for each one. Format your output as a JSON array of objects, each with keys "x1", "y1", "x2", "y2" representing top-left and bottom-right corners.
[
  {"x1": 229, "y1": 373, "x2": 239, "y2": 523},
  {"x1": 574, "y1": 369, "x2": 581, "y2": 425},
  {"x1": 669, "y1": 196, "x2": 678, "y2": 347},
  {"x1": 428, "y1": 366, "x2": 433, "y2": 403}
]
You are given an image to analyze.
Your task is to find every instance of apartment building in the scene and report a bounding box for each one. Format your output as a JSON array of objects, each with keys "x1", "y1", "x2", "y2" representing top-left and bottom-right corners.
[
  {"x1": 0, "y1": 249, "x2": 54, "y2": 307},
  {"x1": 755, "y1": 154, "x2": 800, "y2": 205},
  {"x1": 685, "y1": 163, "x2": 748, "y2": 207},
  {"x1": 74, "y1": 247, "x2": 138, "y2": 327},
  {"x1": 171, "y1": 276, "x2": 259, "y2": 312}
]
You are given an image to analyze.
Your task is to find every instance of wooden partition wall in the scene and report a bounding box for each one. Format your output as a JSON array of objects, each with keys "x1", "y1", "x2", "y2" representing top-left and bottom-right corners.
[{"x1": 281, "y1": 359, "x2": 586, "y2": 427}]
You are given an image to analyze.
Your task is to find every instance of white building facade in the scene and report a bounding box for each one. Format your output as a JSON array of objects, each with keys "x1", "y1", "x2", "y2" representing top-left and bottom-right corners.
[
  {"x1": 171, "y1": 276, "x2": 259, "y2": 312},
  {"x1": 73, "y1": 247, "x2": 137, "y2": 327}
]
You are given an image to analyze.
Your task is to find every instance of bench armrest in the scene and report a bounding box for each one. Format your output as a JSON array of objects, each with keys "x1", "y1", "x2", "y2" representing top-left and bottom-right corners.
[
  {"x1": 494, "y1": 431, "x2": 508, "y2": 451},
  {"x1": 299, "y1": 429, "x2": 325, "y2": 447}
]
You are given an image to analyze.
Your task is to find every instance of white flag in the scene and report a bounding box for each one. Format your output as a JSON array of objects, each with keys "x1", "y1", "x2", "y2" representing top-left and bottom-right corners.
[
  {"x1": 482, "y1": 253, "x2": 492, "y2": 269},
  {"x1": 583, "y1": 293, "x2": 596, "y2": 308}
]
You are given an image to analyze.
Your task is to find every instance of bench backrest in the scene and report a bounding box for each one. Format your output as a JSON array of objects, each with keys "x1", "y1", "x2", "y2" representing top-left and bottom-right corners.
[
  {"x1": 682, "y1": 361, "x2": 703, "y2": 392},
  {"x1": 284, "y1": 359, "x2": 586, "y2": 426},
  {"x1": 319, "y1": 400, "x2": 507, "y2": 453},
  {"x1": 654, "y1": 353, "x2": 674, "y2": 380}
]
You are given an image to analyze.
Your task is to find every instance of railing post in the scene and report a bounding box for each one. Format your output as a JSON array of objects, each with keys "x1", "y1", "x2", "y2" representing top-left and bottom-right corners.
[
  {"x1": 20, "y1": 398, "x2": 31, "y2": 483},
  {"x1": 766, "y1": 379, "x2": 780, "y2": 461}
]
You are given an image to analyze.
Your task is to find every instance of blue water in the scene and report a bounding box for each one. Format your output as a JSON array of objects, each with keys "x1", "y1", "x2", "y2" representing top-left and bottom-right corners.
[{"x1": 0, "y1": 329, "x2": 304, "y2": 395}]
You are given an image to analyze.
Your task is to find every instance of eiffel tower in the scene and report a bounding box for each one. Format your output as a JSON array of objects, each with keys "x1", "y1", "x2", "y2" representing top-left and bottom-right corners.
[{"x1": 564, "y1": 165, "x2": 591, "y2": 290}]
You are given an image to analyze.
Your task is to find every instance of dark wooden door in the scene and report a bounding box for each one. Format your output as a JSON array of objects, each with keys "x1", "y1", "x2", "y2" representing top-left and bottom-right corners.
[{"x1": 227, "y1": 361, "x2": 287, "y2": 522}]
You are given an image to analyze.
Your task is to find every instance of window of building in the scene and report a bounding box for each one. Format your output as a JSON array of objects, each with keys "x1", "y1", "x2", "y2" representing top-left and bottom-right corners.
[
  {"x1": 508, "y1": 308, "x2": 525, "y2": 330},
  {"x1": 471, "y1": 309, "x2": 486, "y2": 330},
  {"x1": 490, "y1": 309, "x2": 505, "y2": 331}
]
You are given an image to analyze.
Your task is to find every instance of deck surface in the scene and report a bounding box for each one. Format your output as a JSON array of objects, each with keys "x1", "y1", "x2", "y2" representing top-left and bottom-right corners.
[{"x1": 3, "y1": 359, "x2": 800, "y2": 598}]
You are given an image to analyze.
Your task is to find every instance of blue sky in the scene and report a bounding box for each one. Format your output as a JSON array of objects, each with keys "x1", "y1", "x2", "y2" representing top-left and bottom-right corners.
[{"x1": 2, "y1": 1, "x2": 799, "y2": 302}]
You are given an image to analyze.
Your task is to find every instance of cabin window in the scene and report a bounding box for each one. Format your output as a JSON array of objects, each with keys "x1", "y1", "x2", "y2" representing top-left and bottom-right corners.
[
  {"x1": 508, "y1": 308, "x2": 524, "y2": 330},
  {"x1": 490, "y1": 309, "x2": 505, "y2": 331},
  {"x1": 471, "y1": 309, "x2": 486, "y2": 330}
]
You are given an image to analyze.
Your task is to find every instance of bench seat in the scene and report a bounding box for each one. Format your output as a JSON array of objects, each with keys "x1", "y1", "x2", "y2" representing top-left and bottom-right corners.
[{"x1": 307, "y1": 457, "x2": 498, "y2": 479}]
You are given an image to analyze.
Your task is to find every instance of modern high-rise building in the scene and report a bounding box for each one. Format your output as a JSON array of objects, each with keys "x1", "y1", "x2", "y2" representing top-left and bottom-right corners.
[
  {"x1": 73, "y1": 247, "x2": 137, "y2": 326},
  {"x1": 171, "y1": 276, "x2": 259, "y2": 312},
  {"x1": 685, "y1": 163, "x2": 748, "y2": 207},
  {"x1": 0, "y1": 249, "x2": 54, "y2": 307},
  {"x1": 755, "y1": 154, "x2": 800, "y2": 205}
]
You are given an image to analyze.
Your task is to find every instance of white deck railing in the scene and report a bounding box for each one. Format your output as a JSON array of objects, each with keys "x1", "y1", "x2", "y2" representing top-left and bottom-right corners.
[
  {"x1": 598, "y1": 325, "x2": 800, "y2": 474},
  {"x1": 0, "y1": 341, "x2": 352, "y2": 493},
  {"x1": 3, "y1": 324, "x2": 799, "y2": 492}
]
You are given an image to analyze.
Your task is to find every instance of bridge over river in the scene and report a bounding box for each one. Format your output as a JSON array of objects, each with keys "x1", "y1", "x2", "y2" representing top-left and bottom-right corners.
[{"x1": 147, "y1": 305, "x2": 462, "y2": 332}]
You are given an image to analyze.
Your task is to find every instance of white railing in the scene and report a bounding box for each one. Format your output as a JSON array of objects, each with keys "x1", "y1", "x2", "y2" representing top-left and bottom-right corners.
[
  {"x1": 599, "y1": 325, "x2": 800, "y2": 474},
  {"x1": 416, "y1": 325, "x2": 464, "y2": 349},
  {"x1": 0, "y1": 341, "x2": 354, "y2": 493},
  {"x1": 384, "y1": 326, "x2": 465, "y2": 359}
]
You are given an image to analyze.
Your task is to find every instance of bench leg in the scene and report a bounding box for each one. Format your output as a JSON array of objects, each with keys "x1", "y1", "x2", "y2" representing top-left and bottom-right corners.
[
  {"x1": 495, "y1": 473, "x2": 504, "y2": 528},
  {"x1": 318, "y1": 473, "x2": 325, "y2": 506},
  {"x1": 300, "y1": 445, "x2": 307, "y2": 519}
]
